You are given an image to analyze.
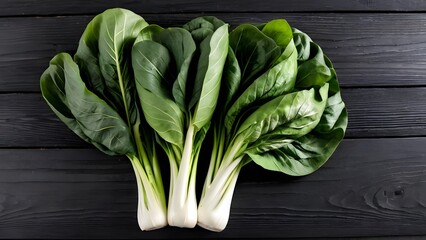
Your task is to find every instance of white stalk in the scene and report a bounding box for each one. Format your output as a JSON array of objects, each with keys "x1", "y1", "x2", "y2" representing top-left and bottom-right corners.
[
  {"x1": 168, "y1": 125, "x2": 198, "y2": 228},
  {"x1": 198, "y1": 156, "x2": 243, "y2": 232},
  {"x1": 130, "y1": 158, "x2": 167, "y2": 231}
]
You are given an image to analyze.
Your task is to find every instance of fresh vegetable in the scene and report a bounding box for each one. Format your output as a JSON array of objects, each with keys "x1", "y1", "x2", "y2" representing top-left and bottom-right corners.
[
  {"x1": 131, "y1": 17, "x2": 229, "y2": 227},
  {"x1": 197, "y1": 20, "x2": 347, "y2": 231},
  {"x1": 40, "y1": 8, "x2": 347, "y2": 232},
  {"x1": 40, "y1": 9, "x2": 167, "y2": 231}
]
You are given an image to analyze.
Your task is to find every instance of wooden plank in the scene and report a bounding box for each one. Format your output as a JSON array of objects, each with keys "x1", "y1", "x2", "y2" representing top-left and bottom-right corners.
[
  {"x1": 0, "y1": 0, "x2": 426, "y2": 16},
  {"x1": 0, "y1": 93, "x2": 89, "y2": 147},
  {"x1": 343, "y1": 88, "x2": 426, "y2": 138},
  {"x1": 0, "y1": 138, "x2": 425, "y2": 238},
  {"x1": 1, "y1": 13, "x2": 426, "y2": 92},
  {"x1": 0, "y1": 88, "x2": 425, "y2": 147}
]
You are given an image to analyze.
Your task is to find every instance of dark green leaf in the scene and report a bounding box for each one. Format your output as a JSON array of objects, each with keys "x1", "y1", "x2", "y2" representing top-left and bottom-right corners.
[
  {"x1": 185, "y1": 17, "x2": 227, "y2": 111},
  {"x1": 136, "y1": 87, "x2": 185, "y2": 149},
  {"x1": 183, "y1": 16, "x2": 226, "y2": 43},
  {"x1": 229, "y1": 24, "x2": 281, "y2": 87},
  {"x1": 220, "y1": 47, "x2": 241, "y2": 110},
  {"x1": 132, "y1": 40, "x2": 173, "y2": 99},
  {"x1": 225, "y1": 47, "x2": 298, "y2": 132},
  {"x1": 42, "y1": 53, "x2": 135, "y2": 155},
  {"x1": 292, "y1": 28, "x2": 312, "y2": 62},
  {"x1": 74, "y1": 13, "x2": 105, "y2": 98},
  {"x1": 74, "y1": 8, "x2": 148, "y2": 125},
  {"x1": 248, "y1": 77, "x2": 347, "y2": 176},
  {"x1": 41, "y1": 53, "x2": 108, "y2": 152},
  {"x1": 152, "y1": 28, "x2": 196, "y2": 111},
  {"x1": 132, "y1": 39, "x2": 185, "y2": 148},
  {"x1": 236, "y1": 84, "x2": 329, "y2": 143},
  {"x1": 260, "y1": 19, "x2": 293, "y2": 63},
  {"x1": 135, "y1": 24, "x2": 164, "y2": 43},
  {"x1": 296, "y1": 42, "x2": 332, "y2": 89}
]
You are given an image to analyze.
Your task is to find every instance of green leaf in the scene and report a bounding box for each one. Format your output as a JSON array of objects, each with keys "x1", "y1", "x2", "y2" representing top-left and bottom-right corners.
[
  {"x1": 236, "y1": 84, "x2": 329, "y2": 143},
  {"x1": 74, "y1": 13, "x2": 104, "y2": 98},
  {"x1": 183, "y1": 16, "x2": 226, "y2": 43},
  {"x1": 247, "y1": 29, "x2": 347, "y2": 176},
  {"x1": 260, "y1": 19, "x2": 294, "y2": 63},
  {"x1": 134, "y1": 27, "x2": 197, "y2": 113},
  {"x1": 229, "y1": 24, "x2": 281, "y2": 87},
  {"x1": 64, "y1": 53, "x2": 135, "y2": 155},
  {"x1": 220, "y1": 47, "x2": 241, "y2": 111},
  {"x1": 292, "y1": 28, "x2": 312, "y2": 62},
  {"x1": 293, "y1": 27, "x2": 335, "y2": 89},
  {"x1": 185, "y1": 17, "x2": 227, "y2": 111},
  {"x1": 248, "y1": 109, "x2": 346, "y2": 177},
  {"x1": 137, "y1": 88, "x2": 185, "y2": 149},
  {"x1": 224, "y1": 21, "x2": 298, "y2": 133},
  {"x1": 296, "y1": 42, "x2": 332, "y2": 88},
  {"x1": 132, "y1": 40, "x2": 173, "y2": 99},
  {"x1": 41, "y1": 53, "x2": 116, "y2": 154},
  {"x1": 74, "y1": 8, "x2": 148, "y2": 125},
  {"x1": 42, "y1": 53, "x2": 135, "y2": 155},
  {"x1": 225, "y1": 47, "x2": 298, "y2": 132},
  {"x1": 135, "y1": 24, "x2": 164, "y2": 44},
  {"x1": 132, "y1": 40, "x2": 185, "y2": 148},
  {"x1": 248, "y1": 76, "x2": 347, "y2": 176},
  {"x1": 153, "y1": 28, "x2": 196, "y2": 111},
  {"x1": 245, "y1": 137, "x2": 295, "y2": 154},
  {"x1": 192, "y1": 24, "x2": 229, "y2": 130}
]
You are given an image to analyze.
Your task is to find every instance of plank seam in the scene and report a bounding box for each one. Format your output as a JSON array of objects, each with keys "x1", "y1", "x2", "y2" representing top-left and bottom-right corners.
[
  {"x1": 2, "y1": 11, "x2": 426, "y2": 19},
  {"x1": 1, "y1": 136, "x2": 425, "y2": 150},
  {"x1": 3, "y1": 85, "x2": 426, "y2": 94}
]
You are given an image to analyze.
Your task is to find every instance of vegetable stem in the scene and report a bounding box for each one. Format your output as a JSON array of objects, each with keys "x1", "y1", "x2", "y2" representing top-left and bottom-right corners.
[
  {"x1": 213, "y1": 126, "x2": 226, "y2": 177},
  {"x1": 128, "y1": 155, "x2": 167, "y2": 231},
  {"x1": 167, "y1": 124, "x2": 198, "y2": 228},
  {"x1": 203, "y1": 125, "x2": 225, "y2": 198},
  {"x1": 133, "y1": 125, "x2": 155, "y2": 187},
  {"x1": 198, "y1": 156, "x2": 243, "y2": 232}
]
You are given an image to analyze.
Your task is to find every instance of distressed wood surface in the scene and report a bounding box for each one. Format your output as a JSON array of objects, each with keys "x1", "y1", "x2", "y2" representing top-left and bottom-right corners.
[
  {"x1": 1, "y1": 87, "x2": 425, "y2": 148},
  {"x1": 0, "y1": 0, "x2": 426, "y2": 16},
  {"x1": 1, "y1": 13, "x2": 426, "y2": 93},
  {"x1": 0, "y1": 138, "x2": 425, "y2": 238}
]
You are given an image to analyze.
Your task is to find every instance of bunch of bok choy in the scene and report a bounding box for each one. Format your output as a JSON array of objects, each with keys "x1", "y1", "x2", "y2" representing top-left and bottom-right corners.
[
  {"x1": 40, "y1": 8, "x2": 347, "y2": 232},
  {"x1": 40, "y1": 9, "x2": 167, "y2": 231},
  {"x1": 197, "y1": 20, "x2": 347, "y2": 231}
]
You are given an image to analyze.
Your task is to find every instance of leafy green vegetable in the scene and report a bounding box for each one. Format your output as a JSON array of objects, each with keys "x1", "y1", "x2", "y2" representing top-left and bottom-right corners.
[
  {"x1": 197, "y1": 22, "x2": 347, "y2": 232},
  {"x1": 41, "y1": 10, "x2": 346, "y2": 232},
  {"x1": 248, "y1": 80, "x2": 347, "y2": 176},
  {"x1": 247, "y1": 31, "x2": 348, "y2": 176},
  {"x1": 132, "y1": 16, "x2": 229, "y2": 228},
  {"x1": 40, "y1": 8, "x2": 167, "y2": 231}
]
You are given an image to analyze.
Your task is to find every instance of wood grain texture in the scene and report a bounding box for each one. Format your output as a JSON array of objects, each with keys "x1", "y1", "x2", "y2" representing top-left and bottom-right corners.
[
  {"x1": 0, "y1": 138, "x2": 425, "y2": 238},
  {"x1": 1, "y1": 87, "x2": 425, "y2": 147},
  {"x1": 0, "y1": 0, "x2": 425, "y2": 16},
  {"x1": 1, "y1": 13, "x2": 426, "y2": 92}
]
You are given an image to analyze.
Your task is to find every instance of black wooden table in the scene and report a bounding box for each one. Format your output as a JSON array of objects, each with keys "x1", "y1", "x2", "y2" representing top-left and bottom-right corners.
[{"x1": 1, "y1": 1, "x2": 426, "y2": 239}]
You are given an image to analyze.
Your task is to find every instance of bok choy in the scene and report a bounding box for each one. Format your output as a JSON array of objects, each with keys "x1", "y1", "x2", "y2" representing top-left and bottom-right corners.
[
  {"x1": 40, "y1": 9, "x2": 167, "y2": 231},
  {"x1": 40, "y1": 9, "x2": 347, "y2": 232},
  {"x1": 197, "y1": 20, "x2": 347, "y2": 231},
  {"x1": 131, "y1": 17, "x2": 229, "y2": 227}
]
